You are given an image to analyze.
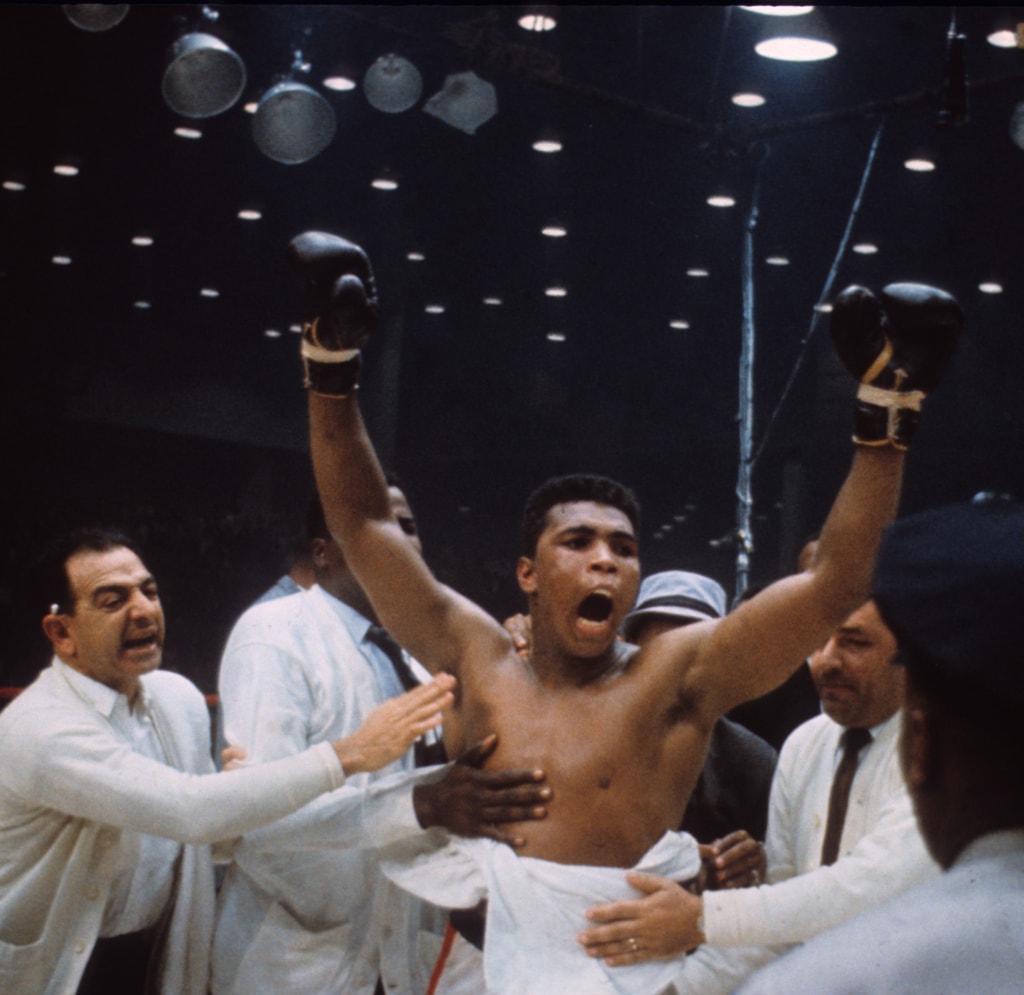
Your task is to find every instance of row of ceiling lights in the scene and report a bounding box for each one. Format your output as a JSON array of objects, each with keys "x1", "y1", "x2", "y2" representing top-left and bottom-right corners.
[{"x1": 22, "y1": 6, "x2": 1016, "y2": 334}]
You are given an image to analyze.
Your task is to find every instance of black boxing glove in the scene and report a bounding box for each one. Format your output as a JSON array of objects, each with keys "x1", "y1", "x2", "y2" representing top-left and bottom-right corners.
[
  {"x1": 831, "y1": 282, "x2": 962, "y2": 450},
  {"x1": 287, "y1": 231, "x2": 380, "y2": 396}
]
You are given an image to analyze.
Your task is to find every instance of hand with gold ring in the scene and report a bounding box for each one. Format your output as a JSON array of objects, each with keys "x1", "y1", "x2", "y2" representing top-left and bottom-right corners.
[{"x1": 577, "y1": 872, "x2": 704, "y2": 966}]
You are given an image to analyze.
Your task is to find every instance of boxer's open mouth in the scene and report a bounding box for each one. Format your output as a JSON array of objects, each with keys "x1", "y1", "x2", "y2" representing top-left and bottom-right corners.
[{"x1": 578, "y1": 592, "x2": 613, "y2": 623}]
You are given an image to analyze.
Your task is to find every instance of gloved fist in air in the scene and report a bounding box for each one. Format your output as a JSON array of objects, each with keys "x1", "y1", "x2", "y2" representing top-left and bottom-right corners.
[
  {"x1": 831, "y1": 282, "x2": 962, "y2": 450},
  {"x1": 287, "y1": 231, "x2": 379, "y2": 396}
]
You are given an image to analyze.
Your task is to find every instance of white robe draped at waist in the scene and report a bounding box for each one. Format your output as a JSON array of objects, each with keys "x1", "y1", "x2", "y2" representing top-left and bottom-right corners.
[{"x1": 381, "y1": 830, "x2": 702, "y2": 995}]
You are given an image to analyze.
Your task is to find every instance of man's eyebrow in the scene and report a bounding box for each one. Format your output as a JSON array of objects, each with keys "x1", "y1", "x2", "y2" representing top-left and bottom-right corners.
[
  {"x1": 556, "y1": 524, "x2": 637, "y2": 542},
  {"x1": 837, "y1": 625, "x2": 867, "y2": 638},
  {"x1": 90, "y1": 577, "x2": 157, "y2": 600}
]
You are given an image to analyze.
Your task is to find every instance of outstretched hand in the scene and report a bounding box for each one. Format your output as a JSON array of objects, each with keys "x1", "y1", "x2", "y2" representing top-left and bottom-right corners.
[
  {"x1": 414, "y1": 733, "x2": 549, "y2": 847},
  {"x1": 333, "y1": 674, "x2": 455, "y2": 775},
  {"x1": 578, "y1": 872, "x2": 704, "y2": 966}
]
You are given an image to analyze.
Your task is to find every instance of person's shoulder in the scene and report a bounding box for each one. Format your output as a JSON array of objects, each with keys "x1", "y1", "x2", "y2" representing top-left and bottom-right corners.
[
  {"x1": 776, "y1": 711, "x2": 831, "y2": 759},
  {"x1": 716, "y1": 716, "x2": 777, "y2": 763},
  {"x1": 142, "y1": 669, "x2": 207, "y2": 710},
  {"x1": 224, "y1": 588, "x2": 315, "y2": 645}
]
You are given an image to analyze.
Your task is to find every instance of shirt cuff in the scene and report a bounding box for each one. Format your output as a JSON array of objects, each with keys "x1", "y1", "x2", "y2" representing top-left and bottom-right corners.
[{"x1": 310, "y1": 740, "x2": 347, "y2": 791}]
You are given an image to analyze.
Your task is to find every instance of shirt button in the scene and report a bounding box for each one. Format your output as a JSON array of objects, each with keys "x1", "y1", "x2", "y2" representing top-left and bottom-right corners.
[{"x1": 74, "y1": 940, "x2": 87, "y2": 955}]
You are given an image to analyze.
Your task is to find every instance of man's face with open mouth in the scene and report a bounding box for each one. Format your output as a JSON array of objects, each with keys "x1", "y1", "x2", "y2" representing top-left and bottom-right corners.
[
  {"x1": 58, "y1": 546, "x2": 166, "y2": 696},
  {"x1": 519, "y1": 501, "x2": 640, "y2": 655}
]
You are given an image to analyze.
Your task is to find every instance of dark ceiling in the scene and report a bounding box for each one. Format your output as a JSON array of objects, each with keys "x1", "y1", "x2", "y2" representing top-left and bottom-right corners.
[{"x1": 3, "y1": 5, "x2": 1024, "y2": 683}]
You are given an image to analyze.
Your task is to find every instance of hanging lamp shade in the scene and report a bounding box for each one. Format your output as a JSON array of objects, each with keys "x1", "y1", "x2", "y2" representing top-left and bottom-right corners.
[
  {"x1": 363, "y1": 54, "x2": 422, "y2": 113},
  {"x1": 252, "y1": 81, "x2": 336, "y2": 164},
  {"x1": 63, "y1": 4, "x2": 129, "y2": 31},
  {"x1": 424, "y1": 71, "x2": 497, "y2": 134},
  {"x1": 162, "y1": 33, "x2": 246, "y2": 119}
]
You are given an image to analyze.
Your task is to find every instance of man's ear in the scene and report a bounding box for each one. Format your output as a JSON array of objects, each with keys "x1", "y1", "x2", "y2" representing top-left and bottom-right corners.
[
  {"x1": 42, "y1": 613, "x2": 76, "y2": 659},
  {"x1": 516, "y1": 556, "x2": 537, "y2": 596},
  {"x1": 900, "y1": 702, "x2": 932, "y2": 791},
  {"x1": 310, "y1": 537, "x2": 328, "y2": 568}
]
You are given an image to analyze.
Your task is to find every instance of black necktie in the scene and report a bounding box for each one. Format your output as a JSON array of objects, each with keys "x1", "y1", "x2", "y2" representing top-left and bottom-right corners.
[
  {"x1": 365, "y1": 625, "x2": 448, "y2": 767},
  {"x1": 820, "y1": 727, "x2": 872, "y2": 866}
]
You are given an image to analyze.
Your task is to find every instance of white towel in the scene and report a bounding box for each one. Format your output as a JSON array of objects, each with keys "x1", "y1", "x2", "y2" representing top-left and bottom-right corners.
[{"x1": 381, "y1": 830, "x2": 702, "y2": 994}]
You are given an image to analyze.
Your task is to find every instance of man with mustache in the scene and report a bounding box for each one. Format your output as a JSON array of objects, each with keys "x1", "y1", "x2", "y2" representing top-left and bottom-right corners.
[{"x1": 580, "y1": 601, "x2": 939, "y2": 993}]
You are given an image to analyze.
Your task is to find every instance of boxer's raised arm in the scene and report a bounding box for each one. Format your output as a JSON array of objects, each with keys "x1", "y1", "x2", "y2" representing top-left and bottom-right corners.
[
  {"x1": 668, "y1": 283, "x2": 962, "y2": 716},
  {"x1": 293, "y1": 232, "x2": 509, "y2": 677}
]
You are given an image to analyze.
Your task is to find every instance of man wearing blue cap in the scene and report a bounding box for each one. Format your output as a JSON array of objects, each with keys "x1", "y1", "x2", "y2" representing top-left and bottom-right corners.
[{"x1": 737, "y1": 498, "x2": 1024, "y2": 993}]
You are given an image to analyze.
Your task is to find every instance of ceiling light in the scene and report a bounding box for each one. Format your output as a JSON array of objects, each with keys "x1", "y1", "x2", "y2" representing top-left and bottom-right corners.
[
  {"x1": 987, "y1": 29, "x2": 1020, "y2": 49},
  {"x1": 174, "y1": 127, "x2": 202, "y2": 139},
  {"x1": 753, "y1": 9, "x2": 836, "y2": 62},
  {"x1": 64, "y1": 4, "x2": 129, "y2": 31},
  {"x1": 756, "y1": 36, "x2": 836, "y2": 60},
  {"x1": 904, "y1": 157, "x2": 935, "y2": 172},
  {"x1": 546, "y1": 331, "x2": 566, "y2": 342},
  {"x1": 732, "y1": 92, "x2": 766, "y2": 107},
  {"x1": 3, "y1": 180, "x2": 26, "y2": 191},
  {"x1": 372, "y1": 175, "x2": 399, "y2": 191},
  {"x1": 814, "y1": 302, "x2": 833, "y2": 313},
  {"x1": 542, "y1": 224, "x2": 568, "y2": 237},
  {"x1": 53, "y1": 164, "x2": 79, "y2": 177},
  {"x1": 532, "y1": 133, "x2": 563, "y2": 153},
  {"x1": 687, "y1": 268, "x2": 710, "y2": 278},
  {"x1": 707, "y1": 194, "x2": 736, "y2": 207},
  {"x1": 134, "y1": 301, "x2": 152, "y2": 310},
  {"x1": 519, "y1": 7, "x2": 557, "y2": 31},
  {"x1": 424, "y1": 71, "x2": 498, "y2": 134},
  {"x1": 162, "y1": 32, "x2": 246, "y2": 119},
  {"x1": 484, "y1": 297, "x2": 503, "y2": 306},
  {"x1": 669, "y1": 320, "x2": 690, "y2": 330},
  {"x1": 200, "y1": 288, "x2": 220, "y2": 298},
  {"x1": 264, "y1": 329, "x2": 282, "y2": 338},
  {"x1": 322, "y1": 75, "x2": 357, "y2": 92},
  {"x1": 545, "y1": 285, "x2": 567, "y2": 298},
  {"x1": 765, "y1": 254, "x2": 790, "y2": 265},
  {"x1": 741, "y1": 6, "x2": 815, "y2": 15},
  {"x1": 406, "y1": 251, "x2": 425, "y2": 261},
  {"x1": 252, "y1": 80, "x2": 336, "y2": 164},
  {"x1": 131, "y1": 236, "x2": 154, "y2": 247},
  {"x1": 244, "y1": 101, "x2": 258, "y2": 114},
  {"x1": 979, "y1": 282, "x2": 1003, "y2": 294},
  {"x1": 364, "y1": 54, "x2": 423, "y2": 113},
  {"x1": 425, "y1": 304, "x2": 445, "y2": 314},
  {"x1": 237, "y1": 209, "x2": 262, "y2": 221},
  {"x1": 852, "y1": 242, "x2": 878, "y2": 254},
  {"x1": 290, "y1": 324, "x2": 302, "y2": 333},
  {"x1": 52, "y1": 256, "x2": 72, "y2": 266}
]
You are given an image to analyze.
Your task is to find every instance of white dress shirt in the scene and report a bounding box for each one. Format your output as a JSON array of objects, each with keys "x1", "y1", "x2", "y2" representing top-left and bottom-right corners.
[
  {"x1": 0, "y1": 659, "x2": 344, "y2": 995},
  {"x1": 212, "y1": 585, "x2": 445, "y2": 995},
  {"x1": 671, "y1": 710, "x2": 938, "y2": 994},
  {"x1": 737, "y1": 829, "x2": 1024, "y2": 994}
]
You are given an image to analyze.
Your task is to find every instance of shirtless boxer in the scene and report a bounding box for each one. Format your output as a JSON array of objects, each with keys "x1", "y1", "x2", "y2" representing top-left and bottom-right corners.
[{"x1": 289, "y1": 232, "x2": 960, "y2": 992}]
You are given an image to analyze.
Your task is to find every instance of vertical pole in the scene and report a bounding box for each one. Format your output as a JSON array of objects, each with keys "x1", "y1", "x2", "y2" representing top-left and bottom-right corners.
[{"x1": 735, "y1": 172, "x2": 761, "y2": 602}]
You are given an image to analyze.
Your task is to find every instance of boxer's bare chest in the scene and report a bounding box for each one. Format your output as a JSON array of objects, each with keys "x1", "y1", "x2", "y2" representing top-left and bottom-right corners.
[{"x1": 452, "y1": 651, "x2": 710, "y2": 865}]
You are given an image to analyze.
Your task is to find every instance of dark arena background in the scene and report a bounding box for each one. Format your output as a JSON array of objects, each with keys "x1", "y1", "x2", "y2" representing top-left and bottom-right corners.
[{"x1": 2, "y1": 5, "x2": 1023, "y2": 695}]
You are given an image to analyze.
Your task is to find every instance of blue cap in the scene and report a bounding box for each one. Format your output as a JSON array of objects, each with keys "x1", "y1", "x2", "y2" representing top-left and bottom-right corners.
[
  {"x1": 873, "y1": 500, "x2": 1024, "y2": 707},
  {"x1": 622, "y1": 570, "x2": 726, "y2": 642}
]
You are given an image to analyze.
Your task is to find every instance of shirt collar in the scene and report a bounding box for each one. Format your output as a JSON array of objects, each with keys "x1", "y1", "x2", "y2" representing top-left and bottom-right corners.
[
  {"x1": 311, "y1": 583, "x2": 375, "y2": 644},
  {"x1": 53, "y1": 656, "x2": 152, "y2": 718}
]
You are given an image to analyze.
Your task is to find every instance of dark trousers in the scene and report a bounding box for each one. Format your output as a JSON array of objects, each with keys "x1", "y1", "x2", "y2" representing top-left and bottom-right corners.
[{"x1": 77, "y1": 930, "x2": 152, "y2": 995}]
